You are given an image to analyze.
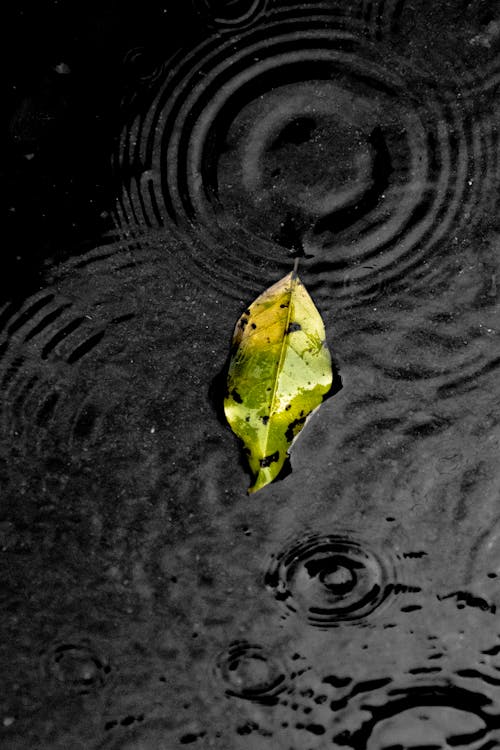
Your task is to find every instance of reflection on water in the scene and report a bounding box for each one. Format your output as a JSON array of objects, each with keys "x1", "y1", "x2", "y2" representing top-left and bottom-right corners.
[{"x1": 2, "y1": 0, "x2": 500, "y2": 748}]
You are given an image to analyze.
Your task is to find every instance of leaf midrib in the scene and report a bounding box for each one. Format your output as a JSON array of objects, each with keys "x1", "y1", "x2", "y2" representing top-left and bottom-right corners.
[{"x1": 261, "y1": 271, "x2": 296, "y2": 462}]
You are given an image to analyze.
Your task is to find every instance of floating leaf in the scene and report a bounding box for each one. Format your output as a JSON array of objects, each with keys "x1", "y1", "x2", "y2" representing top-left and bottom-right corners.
[{"x1": 224, "y1": 264, "x2": 333, "y2": 493}]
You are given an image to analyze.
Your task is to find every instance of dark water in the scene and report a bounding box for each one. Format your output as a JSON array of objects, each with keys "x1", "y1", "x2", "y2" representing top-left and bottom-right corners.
[{"x1": 2, "y1": 1, "x2": 500, "y2": 747}]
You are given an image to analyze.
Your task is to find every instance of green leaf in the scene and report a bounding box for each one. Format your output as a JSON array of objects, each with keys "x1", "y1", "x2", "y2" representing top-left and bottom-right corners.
[{"x1": 224, "y1": 266, "x2": 333, "y2": 493}]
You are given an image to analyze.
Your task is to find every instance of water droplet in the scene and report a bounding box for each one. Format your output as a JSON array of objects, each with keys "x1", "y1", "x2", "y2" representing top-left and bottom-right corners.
[
  {"x1": 40, "y1": 639, "x2": 111, "y2": 695},
  {"x1": 215, "y1": 641, "x2": 287, "y2": 704},
  {"x1": 265, "y1": 533, "x2": 397, "y2": 627}
]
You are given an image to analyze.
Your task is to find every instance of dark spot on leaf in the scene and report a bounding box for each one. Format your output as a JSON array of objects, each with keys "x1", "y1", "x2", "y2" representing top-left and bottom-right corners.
[
  {"x1": 245, "y1": 309, "x2": 251, "y2": 316},
  {"x1": 251, "y1": 323, "x2": 257, "y2": 329},
  {"x1": 260, "y1": 451, "x2": 280, "y2": 467},
  {"x1": 280, "y1": 303, "x2": 289, "y2": 309},
  {"x1": 287, "y1": 322, "x2": 302, "y2": 333},
  {"x1": 285, "y1": 404, "x2": 291, "y2": 410},
  {"x1": 285, "y1": 416, "x2": 307, "y2": 442},
  {"x1": 239, "y1": 317, "x2": 248, "y2": 330},
  {"x1": 261, "y1": 415, "x2": 269, "y2": 425},
  {"x1": 232, "y1": 390, "x2": 243, "y2": 404},
  {"x1": 245, "y1": 416, "x2": 250, "y2": 422}
]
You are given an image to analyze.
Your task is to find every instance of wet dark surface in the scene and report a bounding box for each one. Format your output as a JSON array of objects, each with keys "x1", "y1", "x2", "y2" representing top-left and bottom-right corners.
[{"x1": 2, "y1": 1, "x2": 500, "y2": 747}]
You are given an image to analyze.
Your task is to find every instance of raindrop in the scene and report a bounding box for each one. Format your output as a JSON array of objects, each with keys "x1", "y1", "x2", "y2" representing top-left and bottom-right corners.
[
  {"x1": 40, "y1": 640, "x2": 111, "y2": 695},
  {"x1": 264, "y1": 533, "x2": 397, "y2": 627},
  {"x1": 215, "y1": 640, "x2": 287, "y2": 704}
]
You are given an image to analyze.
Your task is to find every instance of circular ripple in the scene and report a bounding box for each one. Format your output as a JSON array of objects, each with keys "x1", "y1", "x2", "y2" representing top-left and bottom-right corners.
[
  {"x1": 0, "y1": 288, "x2": 126, "y2": 460},
  {"x1": 192, "y1": 0, "x2": 269, "y2": 29},
  {"x1": 0, "y1": 237, "x2": 177, "y2": 466},
  {"x1": 339, "y1": 685, "x2": 495, "y2": 748},
  {"x1": 264, "y1": 533, "x2": 396, "y2": 627},
  {"x1": 113, "y1": 3, "x2": 498, "y2": 306},
  {"x1": 367, "y1": 706, "x2": 486, "y2": 747},
  {"x1": 40, "y1": 639, "x2": 111, "y2": 695},
  {"x1": 215, "y1": 640, "x2": 287, "y2": 703}
]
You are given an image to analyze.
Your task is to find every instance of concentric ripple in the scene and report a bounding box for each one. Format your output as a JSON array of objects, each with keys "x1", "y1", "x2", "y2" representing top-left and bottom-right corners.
[
  {"x1": 0, "y1": 237, "x2": 174, "y2": 466},
  {"x1": 338, "y1": 685, "x2": 499, "y2": 748},
  {"x1": 264, "y1": 533, "x2": 397, "y2": 627},
  {"x1": 0, "y1": 290, "x2": 128, "y2": 460},
  {"x1": 192, "y1": 0, "x2": 269, "y2": 29},
  {"x1": 113, "y1": 2, "x2": 498, "y2": 306},
  {"x1": 39, "y1": 639, "x2": 112, "y2": 695},
  {"x1": 215, "y1": 640, "x2": 287, "y2": 704}
]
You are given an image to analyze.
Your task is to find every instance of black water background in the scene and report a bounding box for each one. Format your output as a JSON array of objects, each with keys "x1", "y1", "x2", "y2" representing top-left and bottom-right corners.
[
  {"x1": 3, "y1": 0, "x2": 201, "y2": 301},
  {"x1": 4, "y1": 2, "x2": 500, "y2": 748}
]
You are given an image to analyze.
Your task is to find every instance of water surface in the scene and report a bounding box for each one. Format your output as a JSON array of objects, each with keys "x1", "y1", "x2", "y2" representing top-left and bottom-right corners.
[{"x1": 2, "y1": 1, "x2": 500, "y2": 748}]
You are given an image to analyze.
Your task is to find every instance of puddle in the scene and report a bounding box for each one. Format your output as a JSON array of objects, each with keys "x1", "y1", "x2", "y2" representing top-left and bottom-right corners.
[{"x1": 2, "y1": 1, "x2": 500, "y2": 748}]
